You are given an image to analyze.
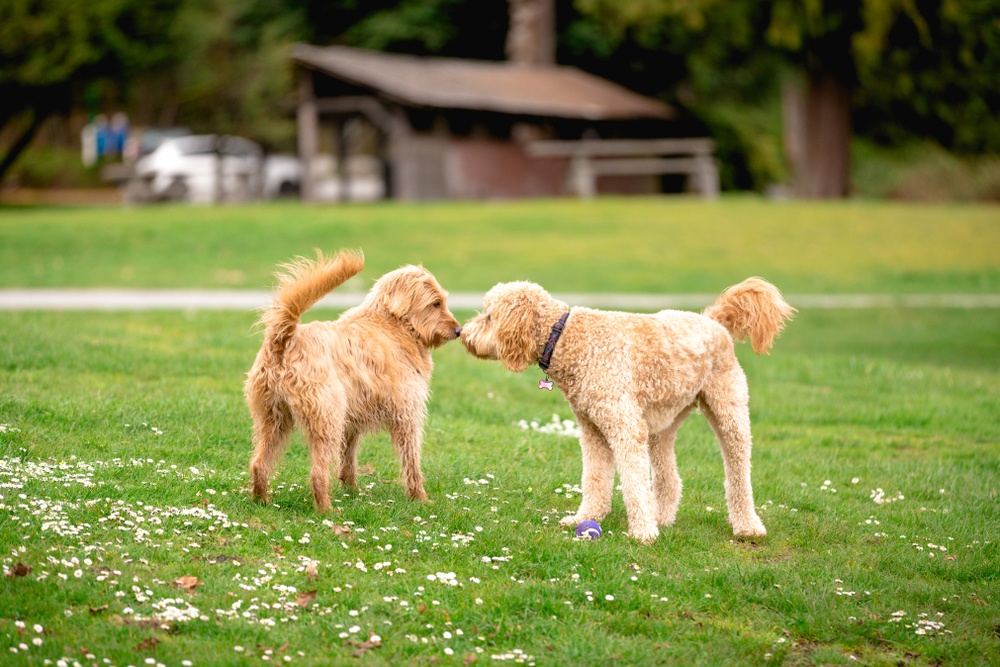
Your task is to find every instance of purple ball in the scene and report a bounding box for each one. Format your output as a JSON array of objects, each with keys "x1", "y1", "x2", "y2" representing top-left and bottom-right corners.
[{"x1": 575, "y1": 520, "x2": 602, "y2": 540}]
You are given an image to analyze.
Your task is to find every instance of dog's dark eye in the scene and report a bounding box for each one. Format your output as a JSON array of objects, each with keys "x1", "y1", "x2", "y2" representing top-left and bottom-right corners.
[{"x1": 433, "y1": 301, "x2": 441, "y2": 308}]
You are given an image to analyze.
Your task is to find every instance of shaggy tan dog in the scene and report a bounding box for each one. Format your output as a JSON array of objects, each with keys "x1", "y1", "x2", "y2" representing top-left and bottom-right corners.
[
  {"x1": 461, "y1": 278, "x2": 794, "y2": 543},
  {"x1": 245, "y1": 250, "x2": 461, "y2": 511}
]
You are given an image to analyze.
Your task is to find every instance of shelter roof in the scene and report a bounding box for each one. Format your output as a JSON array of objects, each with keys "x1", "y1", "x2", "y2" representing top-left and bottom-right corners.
[{"x1": 292, "y1": 44, "x2": 675, "y2": 121}]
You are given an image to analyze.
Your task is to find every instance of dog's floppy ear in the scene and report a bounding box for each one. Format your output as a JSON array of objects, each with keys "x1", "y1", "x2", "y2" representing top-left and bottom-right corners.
[
  {"x1": 494, "y1": 302, "x2": 537, "y2": 373},
  {"x1": 370, "y1": 268, "x2": 422, "y2": 319},
  {"x1": 384, "y1": 279, "x2": 417, "y2": 319}
]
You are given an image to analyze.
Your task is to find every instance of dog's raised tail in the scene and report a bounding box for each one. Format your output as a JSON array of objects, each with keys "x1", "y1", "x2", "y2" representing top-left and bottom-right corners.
[
  {"x1": 703, "y1": 277, "x2": 796, "y2": 355},
  {"x1": 260, "y1": 249, "x2": 365, "y2": 355}
]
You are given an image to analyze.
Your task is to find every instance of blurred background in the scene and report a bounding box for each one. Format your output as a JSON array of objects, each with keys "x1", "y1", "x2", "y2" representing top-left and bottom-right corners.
[{"x1": 1, "y1": 0, "x2": 998, "y2": 205}]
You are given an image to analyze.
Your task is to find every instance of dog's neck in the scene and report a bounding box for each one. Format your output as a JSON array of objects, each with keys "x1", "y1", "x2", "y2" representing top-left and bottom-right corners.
[{"x1": 539, "y1": 310, "x2": 570, "y2": 372}]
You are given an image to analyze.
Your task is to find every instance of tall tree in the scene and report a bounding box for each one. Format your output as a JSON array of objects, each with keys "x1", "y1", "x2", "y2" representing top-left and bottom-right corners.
[
  {"x1": 0, "y1": 0, "x2": 180, "y2": 181},
  {"x1": 574, "y1": 0, "x2": 1000, "y2": 198}
]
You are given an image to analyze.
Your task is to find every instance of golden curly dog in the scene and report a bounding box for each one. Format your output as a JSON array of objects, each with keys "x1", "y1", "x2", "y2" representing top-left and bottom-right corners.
[
  {"x1": 245, "y1": 250, "x2": 461, "y2": 511},
  {"x1": 461, "y1": 278, "x2": 794, "y2": 543}
]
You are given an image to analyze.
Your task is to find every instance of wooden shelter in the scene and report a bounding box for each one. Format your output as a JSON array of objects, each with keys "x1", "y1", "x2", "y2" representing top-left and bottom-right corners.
[{"x1": 292, "y1": 44, "x2": 685, "y2": 201}]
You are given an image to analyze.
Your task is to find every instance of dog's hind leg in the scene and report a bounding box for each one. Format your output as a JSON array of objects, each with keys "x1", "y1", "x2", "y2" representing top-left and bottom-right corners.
[
  {"x1": 698, "y1": 365, "x2": 766, "y2": 538},
  {"x1": 248, "y1": 396, "x2": 294, "y2": 504},
  {"x1": 339, "y1": 429, "x2": 362, "y2": 491},
  {"x1": 389, "y1": 417, "x2": 428, "y2": 501},
  {"x1": 292, "y1": 387, "x2": 345, "y2": 513},
  {"x1": 559, "y1": 416, "x2": 615, "y2": 528},
  {"x1": 650, "y1": 405, "x2": 694, "y2": 528}
]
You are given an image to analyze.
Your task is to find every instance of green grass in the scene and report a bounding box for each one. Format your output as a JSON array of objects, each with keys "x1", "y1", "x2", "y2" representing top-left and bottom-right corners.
[
  {"x1": 1, "y1": 199, "x2": 999, "y2": 666},
  {"x1": 1, "y1": 198, "x2": 999, "y2": 293}
]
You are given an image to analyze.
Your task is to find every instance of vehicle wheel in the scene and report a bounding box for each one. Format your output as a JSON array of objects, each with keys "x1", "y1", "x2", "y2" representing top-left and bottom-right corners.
[
  {"x1": 278, "y1": 181, "x2": 301, "y2": 198},
  {"x1": 164, "y1": 176, "x2": 189, "y2": 202}
]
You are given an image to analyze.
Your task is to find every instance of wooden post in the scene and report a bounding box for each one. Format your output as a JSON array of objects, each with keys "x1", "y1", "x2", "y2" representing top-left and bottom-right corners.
[
  {"x1": 569, "y1": 154, "x2": 595, "y2": 198},
  {"x1": 388, "y1": 107, "x2": 412, "y2": 200},
  {"x1": 335, "y1": 120, "x2": 349, "y2": 202},
  {"x1": 297, "y1": 68, "x2": 318, "y2": 202}
]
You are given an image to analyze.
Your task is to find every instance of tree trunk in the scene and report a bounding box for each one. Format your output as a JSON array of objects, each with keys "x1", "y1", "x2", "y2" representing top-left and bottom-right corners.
[
  {"x1": 784, "y1": 71, "x2": 852, "y2": 199},
  {"x1": 506, "y1": 0, "x2": 555, "y2": 66},
  {"x1": 0, "y1": 108, "x2": 51, "y2": 183}
]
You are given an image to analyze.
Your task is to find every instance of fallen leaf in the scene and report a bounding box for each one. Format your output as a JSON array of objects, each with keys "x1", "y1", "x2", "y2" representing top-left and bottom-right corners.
[
  {"x1": 134, "y1": 637, "x2": 160, "y2": 652},
  {"x1": 89, "y1": 604, "x2": 109, "y2": 615},
  {"x1": 331, "y1": 524, "x2": 352, "y2": 538},
  {"x1": 347, "y1": 635, "x2": 382, "y2": 658},
  {"x1": 463, "y1": 653, "x2": 477, "y2": 665},
  {"x1": 6, "y1": 562, "x2": 31, "y2": 578},
  {"x1": 417, "y1": 604, "x2": 428, "y2": 614},
  {"x1": 295, "y1": 590, "x2": 318, "y2": 608},
  {"x1": 358, "y1": 463, "x2": 375, "y2": 476},
  {"x1": 173, "y1": 576, "x2": 201, "y2": 592},
  {"x1": 305, "y1": 561, "x2": 319, "y2": 581}
]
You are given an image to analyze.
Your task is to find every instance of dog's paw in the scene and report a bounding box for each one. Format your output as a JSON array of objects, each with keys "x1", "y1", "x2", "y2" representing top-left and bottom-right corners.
[
  {"x1": 626, "y1": 526, "x2": 659, "y2": 545},
  {"x1": 732, "y1": 519, "x2": 767, "y2": 538},
  {"x1": 559, "y1": 514, "x2": 584, "y2": 527},
  {"x1": 407, "y1": 488, "x2": 429, "y2": 502}
]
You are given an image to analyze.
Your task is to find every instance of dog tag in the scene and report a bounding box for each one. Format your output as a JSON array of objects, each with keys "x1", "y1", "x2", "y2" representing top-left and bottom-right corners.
[{"x1": 538, "y1": 378, "x2": 554, "y2": 391}]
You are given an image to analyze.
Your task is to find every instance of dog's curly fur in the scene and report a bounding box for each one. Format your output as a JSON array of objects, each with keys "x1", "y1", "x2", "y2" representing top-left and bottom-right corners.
[
  {"x1": 245, "y1": 250, "x2": 461, "y2": 511},
  {"x1": 461, "y1": 277, "x2": 795, "y2": 543}
]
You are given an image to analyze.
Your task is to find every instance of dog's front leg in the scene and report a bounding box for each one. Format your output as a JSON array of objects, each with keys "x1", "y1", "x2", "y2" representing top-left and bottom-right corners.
[
  {"x1": 607, "y1": 417, "x2": 659, "y2": 544},
  {"x1": 390, "y1": 419, "x2": 428, "y2": 501},
  {"x1": 560, "y1": 417, "x2": 614, "y2": 528}
]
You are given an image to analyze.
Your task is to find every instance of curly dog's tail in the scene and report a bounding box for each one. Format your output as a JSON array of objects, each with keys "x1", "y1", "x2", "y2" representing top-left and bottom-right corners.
[
  {"x1": 259, "y1": 249, "x2": 365, "y2": 358},
  {"x1": 703, "y1": 277, "x2": 796, "y2": 355}
]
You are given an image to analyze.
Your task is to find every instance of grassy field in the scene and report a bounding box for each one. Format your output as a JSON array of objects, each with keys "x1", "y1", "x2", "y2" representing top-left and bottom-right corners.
[
  {"x1": 1, "y1": 198, "x2": 998, "y2": 666},
  {"x1": 1, "y1": 198, "x2": 999, "y2": 294}
]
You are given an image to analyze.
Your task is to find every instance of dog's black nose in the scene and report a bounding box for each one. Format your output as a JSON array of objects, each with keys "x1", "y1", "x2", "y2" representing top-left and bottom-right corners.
[{"x1": 454, "y1": 326, "x2": 462, "y2": 337}]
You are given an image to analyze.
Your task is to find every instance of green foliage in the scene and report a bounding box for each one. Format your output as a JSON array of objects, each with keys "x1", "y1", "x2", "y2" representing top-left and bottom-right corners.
[
  {"x1": 852, "y1": 140, "x2": 1000, "y2": 202},
  {"x1": 2, "y1": 146, "x2": 104, "y2": 189},
  {"x1": 572, "y1": 0, "x2": 1000, "y2": 154},
  {"x1": 0, "y1": 0, "x2": 178, "y2": 88}
]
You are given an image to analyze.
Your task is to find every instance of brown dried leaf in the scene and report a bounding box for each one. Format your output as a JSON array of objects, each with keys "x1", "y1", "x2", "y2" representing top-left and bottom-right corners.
[
  {"x1": 463, "y1": 653, "x2": 478, "y2": 665},
  {"x1": 358, "y1": 463, "x2": 376, "y2": 476},
  {"x1": 134, "y1": 637, "x2": 160, "y2": 652},
  {"x1": 331, "y1": 524, "x2": 352, "y2": 538},
  {"x1": 305, "y1": 561, "x2": 319, "y2": 581},
  {"x1": 347, "y1": 634, "x2": 382, "y2": 658},
  {"x1": 6, "y1": 562, "x2": 31, "y2": 578},
  {"x1": 173, "y1": 576, "x2": 201, "y2": 593},
  {"x1": 295, "y1": 590, "x2": 318, "y2": 608},
  {"x1": 89, "y1": 604, "x2": 109, "y2": 615}
]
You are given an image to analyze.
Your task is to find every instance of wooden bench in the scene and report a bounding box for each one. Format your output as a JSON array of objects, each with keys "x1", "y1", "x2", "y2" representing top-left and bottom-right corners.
[{"x1": 527, "y1": 138, "x2": 719, "y2": 199}]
